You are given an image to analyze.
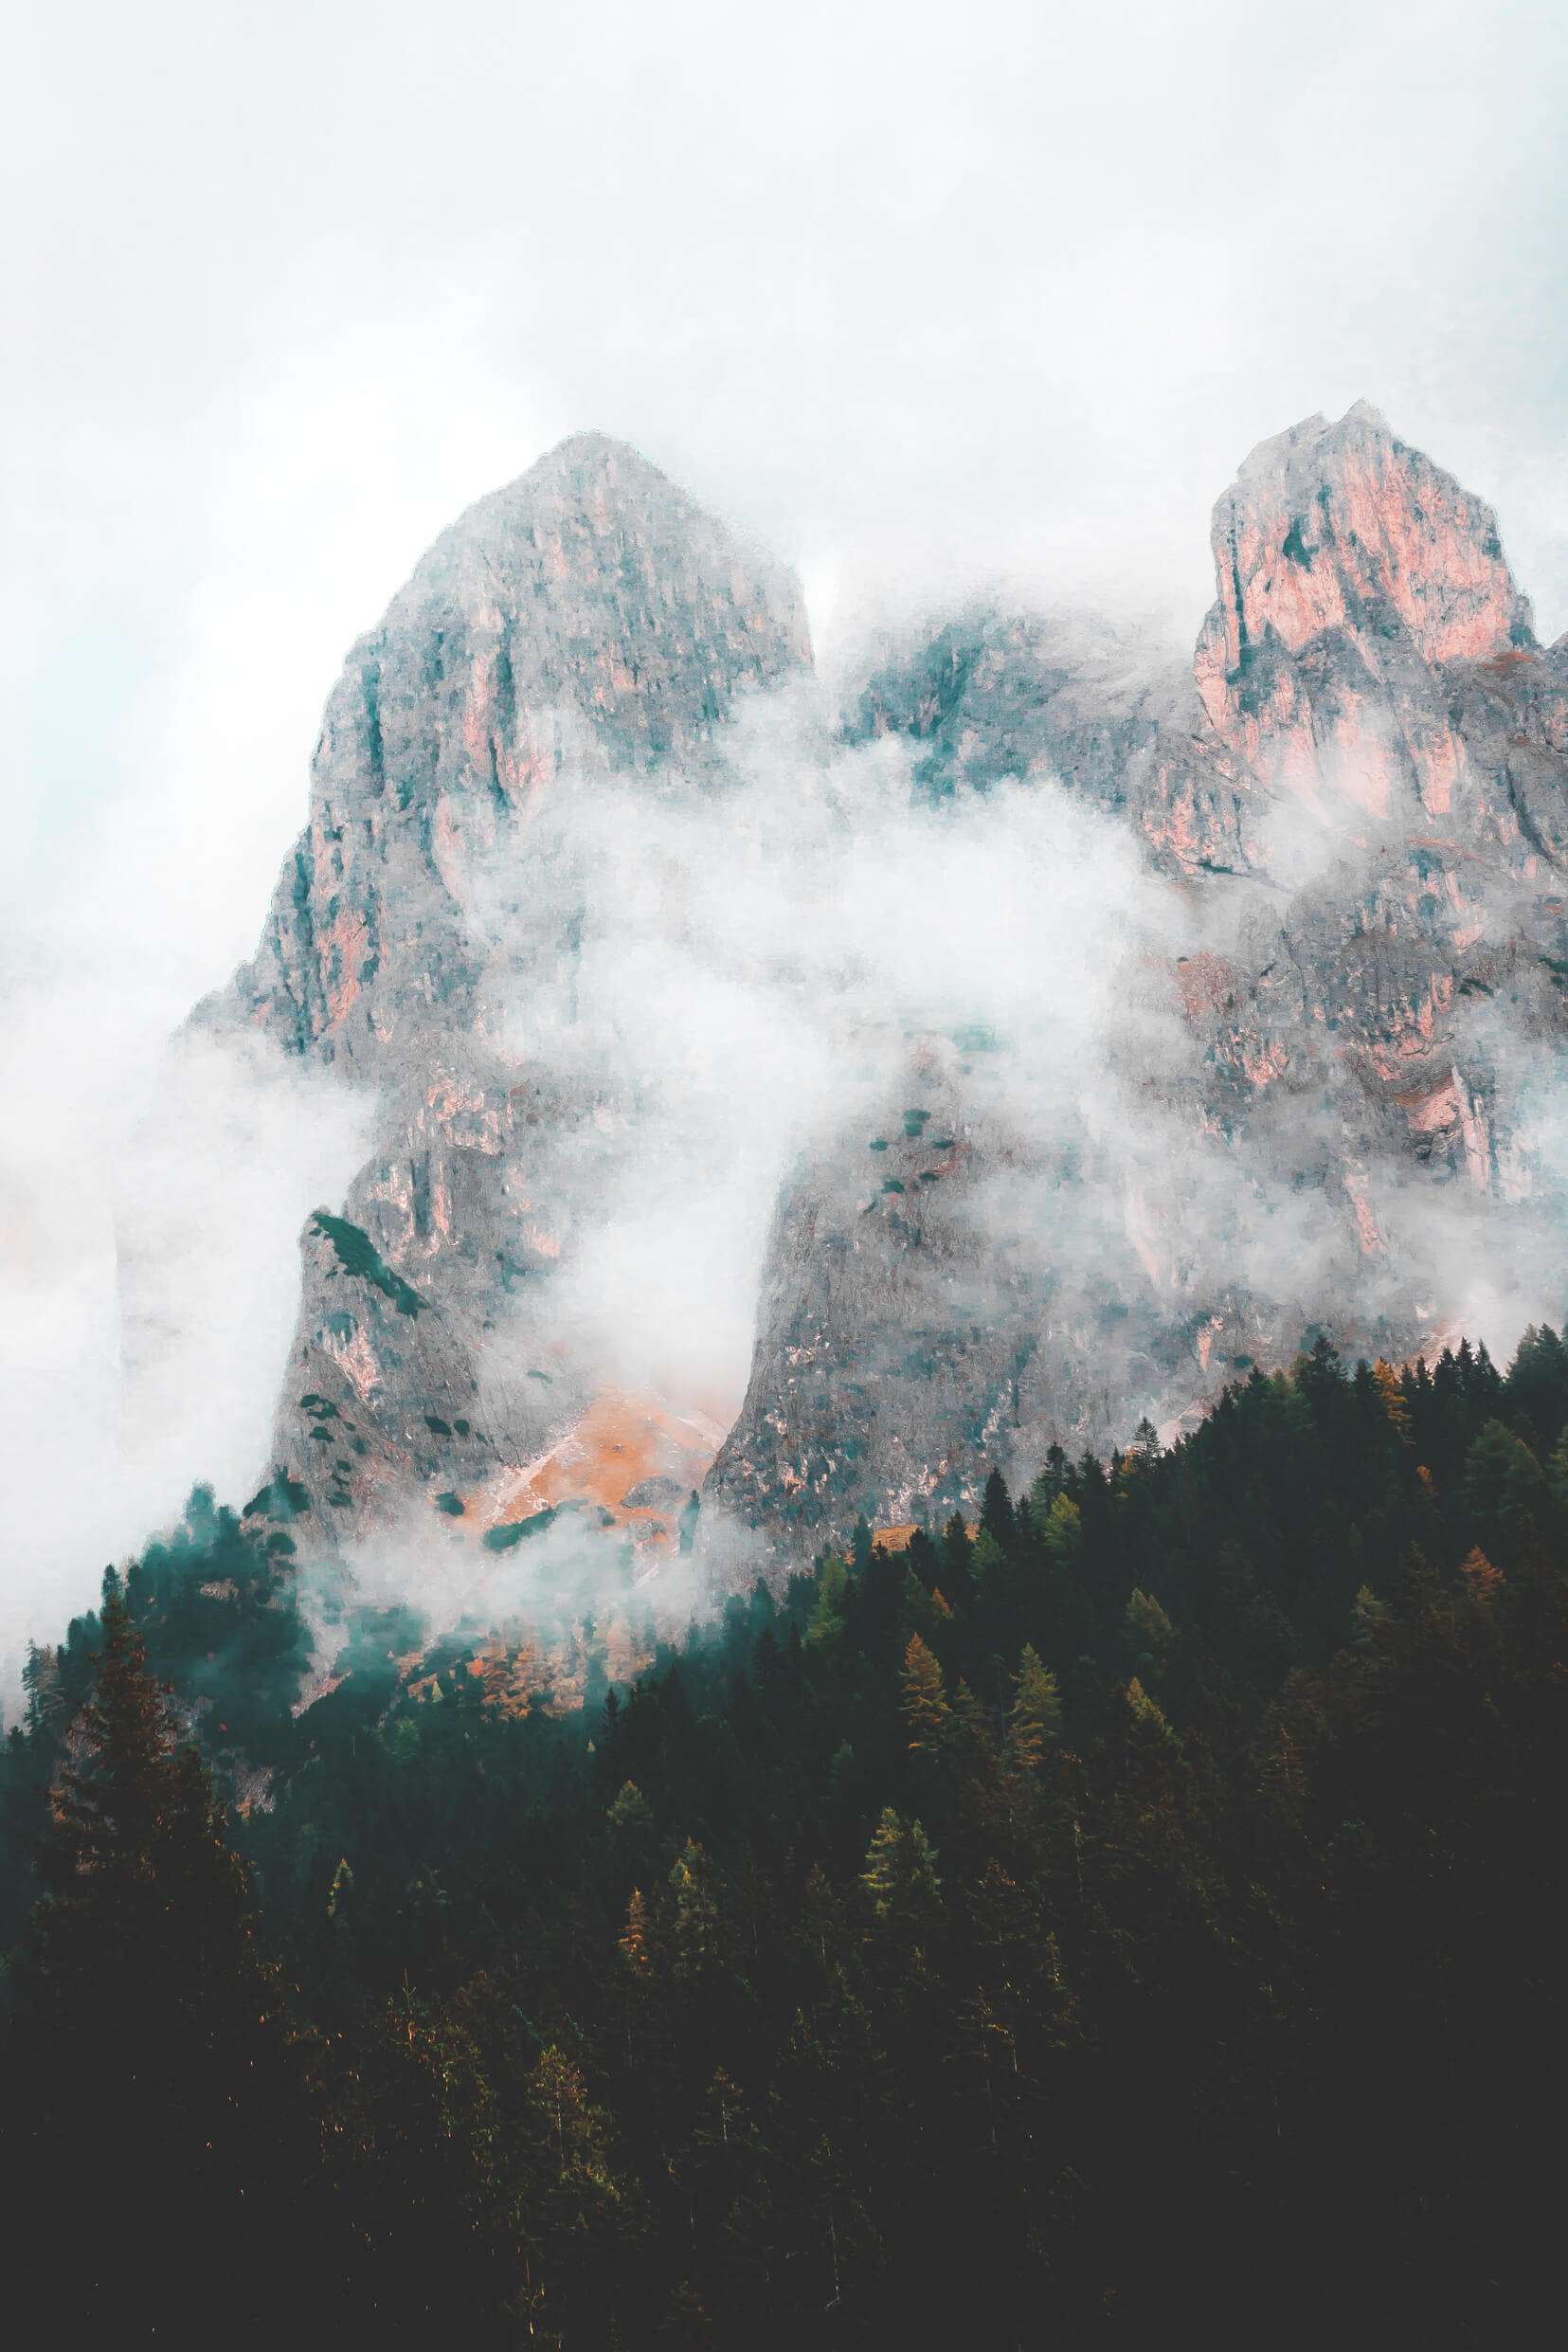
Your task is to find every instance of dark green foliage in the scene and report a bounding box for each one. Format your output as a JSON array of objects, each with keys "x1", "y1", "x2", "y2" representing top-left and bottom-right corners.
[
  {"x1": 3, "y1": 1331, "x2": 1568, "y2": 2344},
  {"x1": 0, "y1": 1583, "x2": 325, "y2": 2337},
  {"x1": 482, "y1": 1507, "x2": 557, "y2": 1550},
  {"x1": 312, "y1": 1207, "x2": 424, "y2": 1315}
]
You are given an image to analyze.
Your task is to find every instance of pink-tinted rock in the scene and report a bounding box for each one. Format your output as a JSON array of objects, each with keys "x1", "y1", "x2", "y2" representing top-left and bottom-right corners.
[
  {"x1": 198, "y1": 433, "x2": 810, "y2": 1529},
  {"x1": 712, "y1": 407, "x2": 1568, "y2": 1555},
  {"x1": 1193, "y1": 401, "x2": 1534, "y2": 821},
  {"x1": 197, "y1": 407, "x2": 1568, "y2": 1568}
]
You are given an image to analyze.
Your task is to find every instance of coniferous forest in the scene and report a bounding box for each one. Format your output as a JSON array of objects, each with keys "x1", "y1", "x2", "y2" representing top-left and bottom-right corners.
[{"x1": 3, "y1": 1334, "x2": 1567, "y2": 2347}]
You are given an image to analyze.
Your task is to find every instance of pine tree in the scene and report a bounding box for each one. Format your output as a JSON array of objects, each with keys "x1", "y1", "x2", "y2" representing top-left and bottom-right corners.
[
  {"x1": 899, "y1": 1565, "x2": 953, "y2": 1647},
  {"x1": 900, "y1": 1633, "x2": 951, "y2": 1753},
  {"x1": 671, "y1": 1837, "x2": 724, "y2": 1976},
  {"x1": 809, "y1": 1553, "x2": 851, "y2": 1655},
  {"x1": 981, "y1": 1466, "x2": 1017, "y2": 1548},
  {"x1": 970, "y1": 1525, "x2": 1007, "y2": 1592},
  {"x1": 622, "y1": 1885, "x2": 654, "y2": 1976},
  {"x1": 20, "y1": 1639, "x2": 63, "y2": 1738},
  {"x1": 1465, "y1": 1420, "x2": 1543, "y2": 1558},
  {"x1": 1371, "y1": 1356, "x2": 1414, "y2": 1442},
  {"x1": 1008, "y1": 1643, "x2": 1062, "y2": 1768},
  {"x1": 1026, "y1": 1445, "x2": 1070, "y2": 1533},
  {"x1": 1125, "y1": 1587, "x2": 1175, "y2": 1679},
  {"x1": 1124, "y1": 1675, "x2": 1167, "y2": 1729},
  {"x1": 1461, "y1": 1547, "x2": 1506, "y2": 1612},
  {"x1": 608, "y1": 1777, "x2": 657, "y2": 1857},
  {"x1": 1501, "y1": 1438, "x2": 1550, "y2": 1547},
  {"x1": 1040, "y1": 1491, "x2": 1083, "y2": 1570},
  {"x1": 860, "y1": 1806, "x2": 941, "y2": 1923},
  {"x1": 3, "y1": 1582, "x2": 315, "y2": 2334}
]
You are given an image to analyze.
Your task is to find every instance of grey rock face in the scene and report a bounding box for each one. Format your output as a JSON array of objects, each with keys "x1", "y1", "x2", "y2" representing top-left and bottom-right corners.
[
  {"x1": 842, "y1": 605, "x2": 1250, "y2": 876},
  {"x1": 197, "y1": 404, "x2": 1568, "y2": 1574},
  {"x1": 223, "y1": 431, "x2": 810, "y2": 1073},
  {"x1": 620, "y1": 1476, "x2": 687, "y2": 1511},
  {"x1": 710, "y1": 406, "x2": 1568, "y2": 1551},
  {"x1": 199, "y1": 433, "x2": 810, "y2": 1529}
]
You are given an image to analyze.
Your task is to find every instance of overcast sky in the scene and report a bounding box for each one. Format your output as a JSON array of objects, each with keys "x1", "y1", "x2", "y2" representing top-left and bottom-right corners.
[
  {"x1": 4, "y1": 0, "x2": 1567, "y2": 986},
  {"x1": 1, "y1": 0, "x2": 1566, "y2": 1670}
]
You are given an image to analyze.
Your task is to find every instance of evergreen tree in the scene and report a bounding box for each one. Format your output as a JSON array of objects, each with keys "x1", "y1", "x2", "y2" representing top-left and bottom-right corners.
[
  {"x1": 900, "y1": 1634, "x2": 950, "y2": 1754},
  {"x1": 980, "y1": 1466, "x2": 1017, "y2": 1548},
  {"x1": 1039, "y1": 1490, "x2": 1083, "y2": 1570},
  {"x1": 1460, "y1": 1547, "x2": 1505, "y2": 1611},
  {"x1": 1372, "y1": 1356, "x2": 1414, "y2": 1441},
  {"x1": 809, "y1": 1553, "x2": 851, "y2": 1655},
  {"x1": 1125, "y1": 1587, "x2": 1175, "y2": 1679},
  {"x1": 860, "y1": 1806, "x2": 941, "y2": 1925},
  {"x1": 1351, "y1": 1582, "x2": 1391, "y2": 1647},
  {"x1": 1007, "y1": 1643, "x2": 1062, "y2": 1768},
  {"x1": 1, "y1": 1582, "x2": 319, "y2": 2336}
]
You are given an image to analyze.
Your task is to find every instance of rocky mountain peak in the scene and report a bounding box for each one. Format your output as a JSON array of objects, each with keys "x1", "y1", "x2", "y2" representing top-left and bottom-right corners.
[
  {"x1": 183, "y1": 429, "x2": 825, "y2": 1556},
  {"x1": 1193, "y1": 400, "x2": 1537, "y2": 819},
  {"x1": 367, "y1": 425, "x2": 812, "y2": 797},
  {"x1": 1212, "y1": 399, "x2": 1532, "y2": 674},
  {"x1": 189, "y1": 406, "x2": 1568, "y2": 1581},
  {"x1": 411, "y1": 429, "x2": 811, "y2": 699},
  {"x1": 215, "y1": 432, "x2": 810, "y2": 1066}
]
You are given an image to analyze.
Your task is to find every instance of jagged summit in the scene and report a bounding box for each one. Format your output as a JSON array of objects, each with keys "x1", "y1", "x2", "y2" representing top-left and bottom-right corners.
[
  {"x1": 210, "y1": 432, "x2": 810, "y2": 1067},
  {"x1": 186, "y1": 431, "x2": 818, "y2": 1546},
  {"x1": 1202, "y1": 401, "x2": 1534, "y2": 682},
  {"x1": 374, "y1": 425, "x2": 812, "y2": 780},
  {"x1": 411, "y1": 428, "x2": 803, "y2": 624},
  {"x1": 1193, "y1": 402, "x2": 1538, "y2": 817},
  {"x1": 710, "y1": 405, "x2": 1568, "y2": 1551},
  {"x1": 1234, "y1": 397, "x2": 1390, "y2": 479},
  {"x1": 185, "y1": 402, "x2": 1568, "y2": 1565}
]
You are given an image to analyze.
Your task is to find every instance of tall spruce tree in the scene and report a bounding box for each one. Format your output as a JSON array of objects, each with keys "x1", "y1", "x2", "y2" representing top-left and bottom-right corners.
[{"x1": 1, "y1": 1579, "x2": 322, "y2": 2337}]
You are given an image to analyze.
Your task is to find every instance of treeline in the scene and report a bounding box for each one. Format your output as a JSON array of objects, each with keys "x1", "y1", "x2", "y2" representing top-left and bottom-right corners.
[{"x1": 3, "y1": 1332, "x2": 1567, "y2": 2345}]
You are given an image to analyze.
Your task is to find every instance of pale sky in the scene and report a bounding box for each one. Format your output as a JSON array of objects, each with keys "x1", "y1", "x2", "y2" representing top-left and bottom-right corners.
[
  {"x1": 1, "y1": 0, "x2": 1566, "y2": 1675},
  {"x1": 5, "y1": 0, "x2": 1567, "y2": 984}
]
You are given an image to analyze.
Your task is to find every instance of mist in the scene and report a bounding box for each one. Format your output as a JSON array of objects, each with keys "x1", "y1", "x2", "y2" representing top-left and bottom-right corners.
[
  {"x1": 11, "y1": 620, "x2": 1568, "y2": 1690},
  {"x1": 249, "y1": 630, "x2": 1568, "y2": 1665},
  {"x1": 6, "y1": 0, "x2": 1568, "y2": 1687}
]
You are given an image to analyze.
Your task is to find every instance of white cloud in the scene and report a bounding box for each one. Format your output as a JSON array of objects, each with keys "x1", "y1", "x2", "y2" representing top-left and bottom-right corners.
[{"x1": 5, "y1": 0, "x2": 1568, "y2": 1677}]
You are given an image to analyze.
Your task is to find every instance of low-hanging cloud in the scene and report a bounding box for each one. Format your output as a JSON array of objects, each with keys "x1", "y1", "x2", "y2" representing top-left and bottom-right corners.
[
  {"x1": 12, "y1": 618, "x2": 1568, "y2": 1693},
  {"x1": 0, "y1": 986, "x2": 371, "y2": 1698}
]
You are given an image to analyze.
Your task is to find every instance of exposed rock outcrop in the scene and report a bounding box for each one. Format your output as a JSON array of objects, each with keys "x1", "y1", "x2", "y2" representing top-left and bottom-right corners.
[
  {"x1": 193, "y1": 404, "x2": 1568, "y2": 1576},
  {"x1": 199, "y1": 433, "x2": 809, "y2": 1534},
  {"x1": 710, "y1": 406, "x2": 1568, "y2": 1550},
  {"x1": 1194, "y1": 401, "x2": 1536, "y2": 823}
]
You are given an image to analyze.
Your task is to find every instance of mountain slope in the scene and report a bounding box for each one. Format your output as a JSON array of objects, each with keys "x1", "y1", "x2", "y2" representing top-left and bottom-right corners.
[
  {"x1": 192, "y1": 405, "x2": 1568, "y2": 1573},
  {"x1": 711, "y1": 405, "x2": 1568, "y2": 1550},
  {"x1": 198, "y1": 433, "x2": 810, "y2": 1535}
]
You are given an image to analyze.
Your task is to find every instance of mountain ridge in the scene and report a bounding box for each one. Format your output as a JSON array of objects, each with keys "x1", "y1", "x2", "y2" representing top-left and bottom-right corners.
[{"x1": 184, "y1": 405, "x2": 1568, "y2": 1575}]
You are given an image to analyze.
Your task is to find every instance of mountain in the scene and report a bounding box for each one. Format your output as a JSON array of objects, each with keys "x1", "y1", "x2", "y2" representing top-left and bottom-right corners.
[
  {"x1": 710, "y1": 405, "x2": 1568, "y2": 1550},
  {"x1": 199, "y1": 432, "x2": 809, "y2": 1542},
  {"x1": 199, "y1": 405, "x2": 1568, "y2": 1572}
]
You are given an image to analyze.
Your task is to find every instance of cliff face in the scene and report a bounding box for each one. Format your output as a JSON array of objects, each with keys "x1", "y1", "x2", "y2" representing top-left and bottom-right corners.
[
  {"x1": 233, "y1": 430, "x2": 810, "y2": 1071},
  {"x1": 200, "y1": 433, "x2": 809, "y2": 1535},
  {"x1": 199, "y1": 405, "x2": 1568, "y2": 1573},
  {"x1": 1194, "y1": 401, "x2": 1536, "y2": 822},
  {"x1": 709, "y1": 406, "x2": 1568, "y2": 1550}
]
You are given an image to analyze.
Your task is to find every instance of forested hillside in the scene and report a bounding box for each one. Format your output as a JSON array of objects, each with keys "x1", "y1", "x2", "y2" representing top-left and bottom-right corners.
[{"x1": 4, "y1": 1332, "x2": 1566, "y2": 2346}]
